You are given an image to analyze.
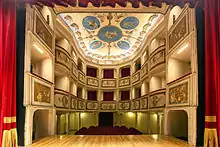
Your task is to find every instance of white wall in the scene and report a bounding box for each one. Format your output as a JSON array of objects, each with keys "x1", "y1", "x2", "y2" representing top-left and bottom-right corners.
[
  {"x1": 70, "y1": 82, "x2": 77, "y2": 96},
  {"x1": 167, "y1": 58, "x2": 191, "y2": 82},
  {"x1": 149, "y1": 113, "x2": 159, "y2": 134},
  {"x1": 150, "y1": 38, "x2": 165, "y2": 54},
  {"x1": 114, "y1": 112, "x2": 136, "y2": 128}
]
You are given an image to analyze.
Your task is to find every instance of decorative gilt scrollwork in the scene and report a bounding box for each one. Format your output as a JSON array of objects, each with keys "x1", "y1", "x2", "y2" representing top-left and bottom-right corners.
[
  {"x1": 169, "y1": 82, "x2": 188, "y2": 104},
  {"x1": 101, "y1": 79, "x2": 116, "y2": 88},
  {"x1": 169, "y1": 16, "x2": 187, "y2": 50},
  {"x1": 100, "y1": 102, "x2": 116, "y2": 110},
  {"x1": 119, "y1": 77, "x2": 130, "y2": 87},
  {"x1": 34, "y1": 82, "x2": 51, "y2": 103},
  {"x1": 36, "y1": 16, "x2": 52, "y2": 49},
  {"x1": 87, "y1": 77, "x2": 99, "y2": 87}
]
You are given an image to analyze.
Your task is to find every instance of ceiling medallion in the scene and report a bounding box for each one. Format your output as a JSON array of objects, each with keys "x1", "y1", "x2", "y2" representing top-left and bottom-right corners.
[
  {"x1": 120, "y1": 16, "x2": 139, "y2": 30},
  {"x1": 90, "y1": 41, "x2": 102, "y2": 50},
  {"x1": 117, "y1": 41, "x2": 130, "y2": 50},
  {"x1": 82, "y1": 16, "x2": 100, "y2": 30},
  {"x1": 98, "y1": 25, "x2": 122, "y2": 43}
]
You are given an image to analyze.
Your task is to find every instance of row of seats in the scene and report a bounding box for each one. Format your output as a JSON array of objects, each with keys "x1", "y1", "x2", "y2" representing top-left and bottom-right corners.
[{"x1": 75, "y1": 126, "x2": 142, "y2": 135}]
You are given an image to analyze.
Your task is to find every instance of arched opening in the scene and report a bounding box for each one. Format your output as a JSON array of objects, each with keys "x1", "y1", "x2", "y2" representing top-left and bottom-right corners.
[
  {"x1": 167, "y1": 110, "x2": 188, "y2": 141},
  {"x1": 168, "y1": 6, "x2": 183, "y2": 30},
  {"x1": 32, "y1": 110, "x2": 50, "y2": 141}
]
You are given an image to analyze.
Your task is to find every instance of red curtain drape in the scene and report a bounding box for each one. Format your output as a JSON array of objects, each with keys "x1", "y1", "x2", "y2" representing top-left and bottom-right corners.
[
  {"x1": 204, "y1": 0, "x2": 220, "y2": 146},
  {"x1": 103, "y1": 92, "x2": 114, "y2": 101},
  {"x1": 121, "y1": 91, "x2": 130, "y2": 101},
  {"x1": 0, "y1": 0, "x2": 17, "y2": 146},
  {"x1": 103, "y1": 69, "x2": 114, "y2": 79},
  {"x1": 87, "y1": 91, "x2": 97, "y2": 101}
]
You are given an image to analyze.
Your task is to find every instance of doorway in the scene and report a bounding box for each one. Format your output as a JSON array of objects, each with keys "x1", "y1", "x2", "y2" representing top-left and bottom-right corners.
[{"x1": 99, "y1": 112, "x2": 113, "y2": 126}]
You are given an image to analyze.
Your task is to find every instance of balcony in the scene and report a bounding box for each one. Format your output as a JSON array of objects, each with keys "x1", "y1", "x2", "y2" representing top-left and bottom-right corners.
[
  {"x1": 28, "y1": 73, "x2": 53, "y2": 106},
  {"x1": 34, "y1": 11, "x2": 53, "y2": 50},
  {"x1": 70, "y1": 94, "x2": 78, "y2": 110},
  {"x1": 132, "y1": 71, "x2": 140, "y2": 84},
  {"x1": 131, "y1": 98, "x2": 140, "y2": 110},
  {"x1": 78, "y1": 71, "x2": 86, "y2": 84},
  {"x1": 118, "y1": 100, "x2": 131, "y2": 111},
  {"x1": 101, "y1": 79, "x2": 116, "y2": 88},
  {"x1": 140, "y1": 62, "x2": 148, "y2": 80},
  {"x1": 78, "y1": 98, "x2": 86, "y2": 110},
  {"x1": 54, "y1": 89, "x2": 69, "y2": 108},
  {"x1": 86, "y1": 101, "x2": 99, "y2": 110},
  {"x1": 149, "y1": 89, "x2": 166, "y2": 109},
  {"x1": 100, "y1": 101, "x2": 117, "y2": 111},
  {"x1": 167, "y1": 73, "x2": 192, "y2": 106},
  {"x1": 87, "y1": 76, "x2": 99, "y2": 87},
  {"x1": 119, "y1": 76, "x2": 130, "y2": 88},
  {"x1": 55, "y1": 46, "x2": 71, "y2": 72},
  {"x1": 149, "y1": 45, "x2": 165, "y2": 72},
  {"x1": 140, "y1": 95, "x2": 148, "y2": 110}
]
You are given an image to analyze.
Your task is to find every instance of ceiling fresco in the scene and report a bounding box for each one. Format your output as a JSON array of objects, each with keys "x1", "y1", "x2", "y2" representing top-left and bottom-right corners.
[{"x1": 60, "y1": 13, "x2": 161, "y2": 61}]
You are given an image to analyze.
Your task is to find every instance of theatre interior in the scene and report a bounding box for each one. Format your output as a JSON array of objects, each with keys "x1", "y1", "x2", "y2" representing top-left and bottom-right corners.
[{"x1": 1, "y1": 0, "x2": 220, "y2": 147}]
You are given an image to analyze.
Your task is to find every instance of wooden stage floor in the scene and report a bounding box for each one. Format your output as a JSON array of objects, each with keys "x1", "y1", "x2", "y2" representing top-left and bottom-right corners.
[{"x1": 29, "y1": 135, "x2": 191, "y2": 147}]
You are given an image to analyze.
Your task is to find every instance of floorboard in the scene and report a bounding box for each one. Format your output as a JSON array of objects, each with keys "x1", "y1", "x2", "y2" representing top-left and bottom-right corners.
[{"x1": 29, "y1": 135, "x2": 192, "y2": 147}]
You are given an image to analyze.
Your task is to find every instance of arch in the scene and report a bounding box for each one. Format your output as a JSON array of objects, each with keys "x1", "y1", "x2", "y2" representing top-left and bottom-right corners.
[
  {"x1": 167, "y1": 110, "x2": 188, "y2": 141},
  {"x1": 32, "y1": 109, "x2": 51, "y2": 141},
  {"x1": 41, "y1": 6, "x2": 54, "y2": 29},
  {"x1": 56, "y1": 38, "x2": 71, "y2": 53},
  {"x1": 168, "y1": 6, "x2": 183, "y2": 30}
]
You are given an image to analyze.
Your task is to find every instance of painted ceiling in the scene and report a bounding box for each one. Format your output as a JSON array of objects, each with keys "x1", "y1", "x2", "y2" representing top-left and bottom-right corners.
[{"x1": 60, "y1": 13, "x2": 161, "y2": 61}]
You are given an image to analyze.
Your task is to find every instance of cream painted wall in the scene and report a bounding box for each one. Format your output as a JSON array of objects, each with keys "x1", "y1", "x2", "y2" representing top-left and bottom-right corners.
[
  {"x1": 56, "y1": 39, "x2": 71, "y2": 53},
  {"x1": 168, "y1": 6, "x2": 183, "y2": 30},
  {"x1": 41, "y1": 58, "x2": 53, "y2": 81},
  {"x1": 32, "y1": 58, "x2": 53, "y2": 81},
  {"x1": 58, "y1": 114, "x2": 68, "y2": 134},
  {"x1": 69, "y1": 113, "x2": 79, "y2": 131},
  {"x1": 149, "y1": 113, "x2": 159, "y2": 134},
  {"x1": 80, "y1": 112, "x2": 98, "y2": 128},
  {"x1": 141, "y1": 80, "x2": 149, "y2": 96},
  {"x1": 55, "y1": 76, "x2": 69, "y2": 91},
  {"x1": 141, "y1": 51, "x2": 148, "y2": 66},
  {"x1": 114, "y1": 112, "x2": 136, "y2": 128},
  {"x1": 137, "y1": 112, "x2": 148, "y2": 133},
  {"x1": 167, "y1": 58, "x2": 191, "y2": 82},
  {"x1": 150, "y1": 77, "x2": 162, "y2": 92},
  {"x1": 70, "y1": 82, "x2": 77, "y2": 96},
  {"x1": 150, "y1": 38, "x2": 165, "y2": 54}
]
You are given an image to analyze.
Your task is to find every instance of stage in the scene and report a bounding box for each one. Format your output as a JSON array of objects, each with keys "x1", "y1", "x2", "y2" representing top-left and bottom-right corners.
[{"x1": 29, "y1": 135, "x2": 191, "y2": 147}]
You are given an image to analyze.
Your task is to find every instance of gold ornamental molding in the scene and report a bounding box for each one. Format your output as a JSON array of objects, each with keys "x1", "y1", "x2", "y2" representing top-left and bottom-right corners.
[
  {"x1": 205, "y1": 116, "x2": 216, "y2": 123},
  {"x1": 4, "y1": 117, "x2": 16, "y2": 124}
]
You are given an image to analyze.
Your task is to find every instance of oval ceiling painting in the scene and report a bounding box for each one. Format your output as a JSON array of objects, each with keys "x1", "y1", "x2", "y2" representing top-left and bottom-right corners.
[
  {"x1": 117, "y1": 41, "x2": 130, "y2": 50},
  {"x1": 82, "y1": 16, "x2": 100, "y2": 30},
  {"x1": 90, "y1": 41, "x2": 102, "y2": 50},
  {"x1": 120, "y1": 16, "x2": 139, "y2": 30},
  {"x1": 98, "y1": 26, "x2": 122, "y2": 43}
]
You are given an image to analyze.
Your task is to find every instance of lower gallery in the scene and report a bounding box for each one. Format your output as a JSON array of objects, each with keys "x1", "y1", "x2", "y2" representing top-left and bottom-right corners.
[{"x1": 10, "y1": 0, "x2": 217, "y2": 146}]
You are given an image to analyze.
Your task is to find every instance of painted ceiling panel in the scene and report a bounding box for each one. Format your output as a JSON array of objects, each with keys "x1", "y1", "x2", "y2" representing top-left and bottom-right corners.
[{"x1": 60, "y1": 12, "x2": 161, "y2": 61}]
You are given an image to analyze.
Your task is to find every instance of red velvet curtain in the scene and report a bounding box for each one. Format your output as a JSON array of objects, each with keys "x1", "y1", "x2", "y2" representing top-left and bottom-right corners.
[
  {"x1": 87, "y1": 91, "x2": 97, "y2": 101},
  {"x1": 86, "y1": 67, "x2": 97, "y2": 78},
  {"x1": 103, "y1": 92, "x2": 114, "y2": 101},
  {"x1": 103, "y1": 69, "x2": 114, "y2": 79},
  {"x1": 121, "y1": 67, "x2": 130, "y2": 78},
  {"x1": 121, "y1": 91, "x2": 130, "y2": 101},
  {"x1": 0, "y1": 0, "x2": 17, "y2": 146},
  {"x1": 204, "y1": 0, "x2": 220, "y2": 146}
]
